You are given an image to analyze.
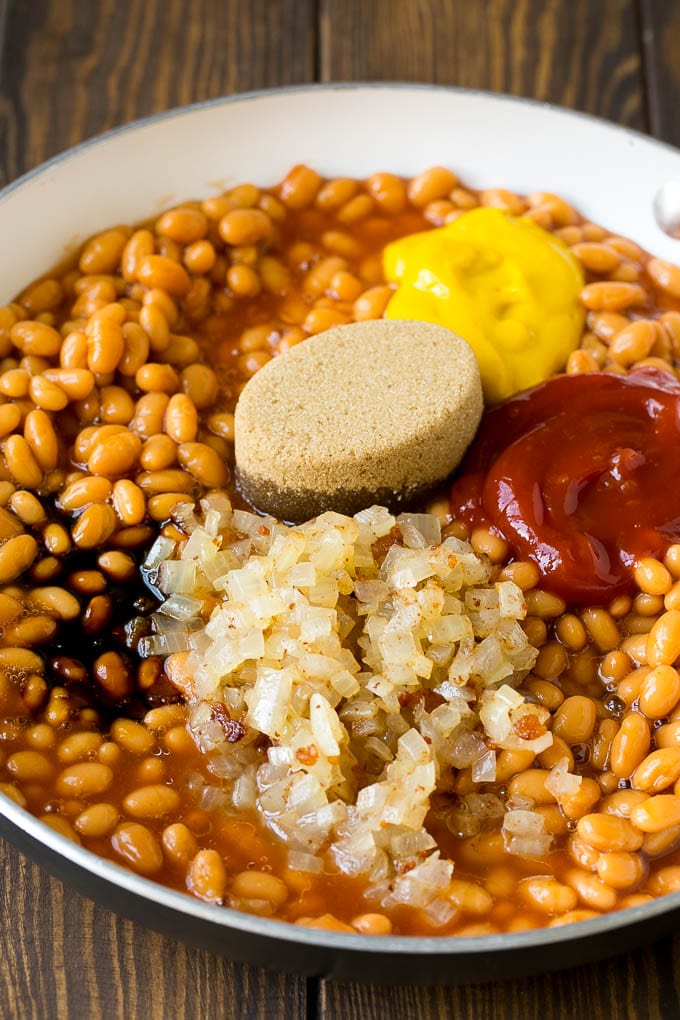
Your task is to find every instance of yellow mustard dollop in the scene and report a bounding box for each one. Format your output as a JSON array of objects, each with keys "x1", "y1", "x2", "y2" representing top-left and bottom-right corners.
[{"x1": 383, "y1": 207, "x2": 585, "y2": 403}]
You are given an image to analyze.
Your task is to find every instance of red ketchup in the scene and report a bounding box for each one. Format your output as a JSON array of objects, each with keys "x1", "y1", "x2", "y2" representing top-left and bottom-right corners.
[{"x1": 449, "y1": 368, "x2": 680, "y2": 605}]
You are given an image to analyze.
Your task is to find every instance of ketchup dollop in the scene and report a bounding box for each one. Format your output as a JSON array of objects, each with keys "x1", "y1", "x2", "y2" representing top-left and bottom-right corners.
[{"x1": 449, "y1": 368, "x2": 680, "y2": 604}]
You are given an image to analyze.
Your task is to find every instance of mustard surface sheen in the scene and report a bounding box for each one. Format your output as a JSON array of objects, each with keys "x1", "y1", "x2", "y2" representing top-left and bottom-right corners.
[{"x1": 383, "y1": 207, "x2": 585, "y2": 403}]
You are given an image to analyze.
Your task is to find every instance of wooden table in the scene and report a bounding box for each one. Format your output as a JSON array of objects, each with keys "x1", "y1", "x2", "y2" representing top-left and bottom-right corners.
[{"x1": 1, "y1": 1, "x2": 679, "y2": 1016}]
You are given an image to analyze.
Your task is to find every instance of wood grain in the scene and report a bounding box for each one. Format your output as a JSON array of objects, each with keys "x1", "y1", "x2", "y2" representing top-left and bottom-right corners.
[
  {"x1": 0, "y1": 0, "x2": 316, "y2": 186},
  {"x1": 641, "y1": 0, "x2": 680, "y2": 146},
  {"x1": 319, "y1": 0, "x2": 646, "y2": 129},
  {"x1": 0, "y1": 839, "x2": 307, "y2": 1020},
  {"x1": 318, "y1": 936, "x2": 680, "y2": 1019}
]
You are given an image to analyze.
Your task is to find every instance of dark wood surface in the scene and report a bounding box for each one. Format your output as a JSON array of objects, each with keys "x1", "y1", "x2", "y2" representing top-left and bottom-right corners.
[{"x1": 0, "y1": 1, "x2": 679, "y2": 1016}]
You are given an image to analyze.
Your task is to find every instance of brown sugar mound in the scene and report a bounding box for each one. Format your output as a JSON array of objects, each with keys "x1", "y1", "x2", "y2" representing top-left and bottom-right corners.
[{"x1": 234, "y1": 320, "x2": 483, "y2": 522}]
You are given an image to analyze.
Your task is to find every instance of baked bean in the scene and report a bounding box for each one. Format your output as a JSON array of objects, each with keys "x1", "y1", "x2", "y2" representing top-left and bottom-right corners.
[
  {"x1": 109, "y1": 524, "x2": 154, "y2": 549},
  {"x1": 567, "y1": 349, "x2": 600, "y2": 375},
  {"x1": 23, "y1": 408, "x2": 58, "y2": 471},
  {"x1": 111, "y1": 479, "x2": 145, "y2": 526},
  {"x1": 88, "y1": 430, "x2": 142, "y2": 477},
  {"x1": 607, "y1": 321, "x2": 656, "y2": 366},
  {"x1": 524, "y1": 589, "x2": 566, "y2": 618},
  {"x1": 162, "y1": 725, "x2": 195, "y2": 755},
  {"x1": 408, "y1": 167, "x2": 458, "y2": 207},
  {"x1": 136, "y1": 468, "x2": 194, "y2": 495},
  {"x1": 565, "y1": 868, "x2": 618, "y2": 911},
  {"x1": 9, "y1": 490, "x2": 45, "y2": 526},
  {"x1": 40, "y1": 815, "x2": 80, "y2": 843},
  {"x1": 617, "y1": 667, "x2": 648, "y2": 705},
  {"x1": 351, "y1": 913, "x2": 393, "y2": 936},
  {"x1": 577, "y1": 813, "x2": 643, "y2": 852},
  {"x1": 580, "y1": 608, "x2": 620, "y2": 652},
  {"x1": 610, "y1": 713, "x2": 650, "y2": 778},
  {"x1": 507, "y1": 768, "x2": 555, "y2": 804},
  {"x1": 655, "y1": 720, "x2": 680, "y2": 750},
  {"x1": 93, "y1": 651, "x2": 133, "y2": 700},
  {"x1": 596, "y1": 851, "x2": 645, "y2": 890},
  {"x1": 664, "y1": 544, "x2": 680, "y2": 580},
  {"x1": 135, "y1": 363, "x2": 179, "y2": 395},
  {"x1": 164, "y1": 393, "x2": 198, "y2": 445},
  {"x1": 138, "y1": 304, "x2": 170, "y2": 353},
  {"x1": 632, "y1": 748, "x2": 680, "y2": 793},
  {"x1": 117, "y1": 322, "x2": 150, "y2": 378},
  {"x1": 59, "y1": 476, "x2": 112, "y2": 512},
  {"x1": 553, "y1": 696, "x2": 597, "y2": 744},
  {"x1": 180, "y1": 364, "x2": 218, "y2": 409},
  {"x1": 538, "y1": 736, "x2": 574, "y2": 772},
  {"x1": 0, "y1": 506, "x2": 24, "y2": 541},
  {"x1": 86, "y1": 316, "x2": 124, "y2": 374},
  {"x1": 279, "y1": 165, "x2": 322, "y2": 209},
  {"x1": 11, "y1": 320, "x2": 62, "y2": 358},
  {"x1": 580, "y1": 282, "x2": 646, "y2": 311},
  {"x1": 0, "y1": 534, "x2": 38, "y2": 583},
  {"x1": 123, "y1": 784, "x2": 180, "y2": 819},
  {"x1": 600, "y1": 650, "x2": 632, "y2": 683},
  {"x1": 630, "y1": 794, "x2": 680, "y2": 833},
  {"x1": 71, "y1": 504, "x2": 117, "y2": 549},
  {"x1": 4, "y1": 434, "x2": 42, "y2": 487},
  {"x1": 112, "y1": 821, "x2": 163, "y2": 874},
  {"x1": 95, "y1": 551, "x2": 134, "y2": 584},
  {"x1": 571, "y1": 242, "x2": 621, "y2": 273},
  {"x1": 56, "y1": 762, "x2": 113, "y2": 798},
  {"x1": 137, "y1": 255, "x2": 190, "y2": 297},
  {"x1": 498, "y1": 560, "x2": 541, "y2": 591},
  {"x1": 96, "y1": 741, "x2": 122, "y2": 768},
  {"x1": 647, "y1": 866, "x2": 680, "y2": 896},
  {"x1": 231, "y1": 870, "x2": 288, "y2": 907},
  {"x1": 144, "y1": 705, "x2": 186, "y2": 732},
  {"x1": 638, "y1": 665, "x2": 680, "y2": 719},
  {"x1": 5, "y1": 614, "x2": 57, "y2": 646},
  {"x1": 647, "y1": 611, "x2": 680, "y2": 666},
  {"x1": 181, "y1": 240, "x2": 215, "y2": 277},
  {"x1": 665, "y1": 582, "x2": 680, "y2": 612},
  {"x1": 525, "y1": 678, "x2": 564, "y2": 712},
  {"x1": 568, "y1": 832, "x2": 601, "y2": 871},
  {"x1": 534, "y1": 641, "x2": 568, "y2": 680},
  {"x1": 74, "y1": 803, "x2": 119, "y2": 838},
  {"x1": 648, "y1": 258, "x2": 680, "y2": 299},
  {"x1": 146, "y1": 492, "x2": 188, "y2": 520},
  {"x1": 162, "y1": 822, "x2": 198, "y2": 867},
  {"x1": 336, "y1": 194, "x2": 374, "y2": 225},
  {"x1": 79, "y1": 229, "x2": 128, "y2": 275},
  {"x1": 494, "y1": 748, "x2": 536, "y2": 782},
  {"x1": 57, "y1": 732, "x2": 103, "y2": 764},
  {"x1": 302, "y1": 307, "x2": 349, "y2": 335},
  {"x1": 555, "y1": 613, "x2": 587, "y2": 651},
  {"x1": 590, "y1": 719, "x2": 619, "y2": 773},
  {"x1": 218, "y1": 208, "x2": 271, "y2": 248},
  {"x1": 519, "y1": 877, "x2": 577, "y2": 915},
  {"x1": 352, "y1": 286, "x2": 392, "y2": 321},
  {"x1": 6, "y1": 750, "x2": 54, "y2": 782},
  {"x1": 19, "y1": 278, "x2": 62, "y2": 315},
  {"x1": 176, "y1": 442, "x2": 228, "y2": 488},
  {"x1": 187, "y1": 848, "x2": 227, "y2": 902},
  {"x1": 108, "y1": 718, "x2": 154, "y2": 757},
  {"x1": 0, "y1": 404, "x2": 21, "y2": 439},
  {"x1": 225, "y1": 263, "x2": 260, "y2": 298},
  {"x1": 560, "y1": 777, "x2": 602, "y2": 821},
  {"x1": 157, "y1": 207, "x2": 207, "y2": 244}
]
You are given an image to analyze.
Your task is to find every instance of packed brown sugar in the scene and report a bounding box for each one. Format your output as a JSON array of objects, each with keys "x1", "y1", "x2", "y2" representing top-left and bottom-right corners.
[
  {"x1": 234, "y1": 319, "x2": 482, "y2": 520},
  {"x1": 0, "y1": 164, "x2": 680, "y2": 936}
]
